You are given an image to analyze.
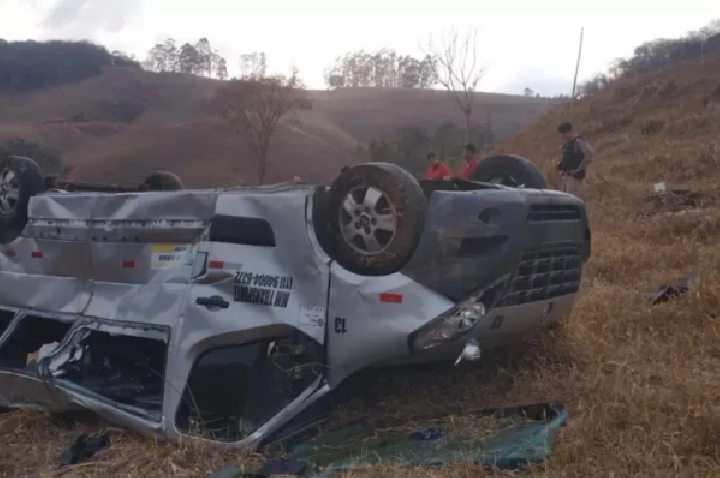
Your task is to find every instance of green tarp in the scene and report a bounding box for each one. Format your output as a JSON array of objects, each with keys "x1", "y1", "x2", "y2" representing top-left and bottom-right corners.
[{"x1": 286, "y1": 402, "x2": 567, "y2": 472}]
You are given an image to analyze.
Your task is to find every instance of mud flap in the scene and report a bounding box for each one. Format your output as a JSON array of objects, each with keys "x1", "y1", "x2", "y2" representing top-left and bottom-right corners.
[{"x1": 0, "y1": 370, "x2": 75, "y2": 411}]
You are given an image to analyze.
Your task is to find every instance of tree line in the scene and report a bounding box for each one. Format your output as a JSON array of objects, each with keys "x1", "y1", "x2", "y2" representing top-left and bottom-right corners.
[
  {"x1": 4, "y1": 20, "x2": 720, "y2": 188},
  {"x1": 324, "y1": 49, "x2": 437, "y2": 89},
  {"x1": 0, "y1": 39, "x2": 139, "y2": 91},
  {"x1": 143, "y1": 38, "x2": 229, "y2": 79},
  {"x1": 580, "y1": 19, "x2": 720, "y2": 95}
]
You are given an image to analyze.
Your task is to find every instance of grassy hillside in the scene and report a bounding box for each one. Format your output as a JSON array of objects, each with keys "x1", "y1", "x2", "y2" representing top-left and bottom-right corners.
[
  {"x1": 0, "y1": 67, "x2": 561, "y2": 186},
  {"x1": 485, "y1": 51, "x2": 720, "y2": 475},
  {"x1": 8, "y1": 53, "x2": 720, "y2": 476}
]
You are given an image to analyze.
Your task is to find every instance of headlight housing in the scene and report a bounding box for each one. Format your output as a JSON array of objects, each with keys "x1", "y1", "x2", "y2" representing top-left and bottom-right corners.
[{"x1": 409, "y1": 301, "x2": 486, "y2": 353}]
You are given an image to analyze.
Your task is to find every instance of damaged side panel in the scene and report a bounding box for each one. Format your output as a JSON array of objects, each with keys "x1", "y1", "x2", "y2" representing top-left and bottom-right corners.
[
  {"x1": 0, "y1": 187, "x2": 332, "y2": 446},
  {"x1": 48, "y1": 321, "x2": 170, "y2": 433},
  {"x1": 0, "y1": 310, "x2": 77, "y2": 411},
  {"x1": 167, "y1": 191, "x2": 331, "y2": 444},
  {"x1": 0, "y1": 312, "x2": 172, "y2": 435}
]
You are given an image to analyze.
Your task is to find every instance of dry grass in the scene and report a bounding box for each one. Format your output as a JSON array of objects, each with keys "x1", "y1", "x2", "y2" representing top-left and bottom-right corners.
[{"x1": 2, "y1": 56, "x2": 720, "y2": 477}]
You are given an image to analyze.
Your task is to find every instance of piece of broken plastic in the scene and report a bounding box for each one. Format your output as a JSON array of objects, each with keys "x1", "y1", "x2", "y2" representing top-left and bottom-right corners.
[
  {"x1": 653, "y1": 182, "x2": 667, "y2": 193},
  {"x1": 59, "y1": 432, "x2": 110, "y2": 467},
  {"x1": 644, "y1": 273, "x2": 695, "y2": 305}
]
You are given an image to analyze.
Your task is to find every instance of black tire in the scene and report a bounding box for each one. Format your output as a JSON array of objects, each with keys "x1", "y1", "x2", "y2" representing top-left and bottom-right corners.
[
  {"x1": 311, "y1": 186, "x2": 335, "y2": 257},
  {"x1": 468, "y1": 154, "x2": 547, "y2": 189},
  {"x1": 0, "y1": 156, "x2": 45, "y2": 245},
  {"x1": 324, "y1": 163, "x2": 427, "y2": 276},
  {"x1": 139, "y1": 171, "x2": 184, "y2": 191}
]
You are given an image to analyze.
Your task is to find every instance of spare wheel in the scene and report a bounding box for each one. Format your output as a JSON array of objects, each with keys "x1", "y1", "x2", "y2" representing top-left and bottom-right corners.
[
  {"x1": 139, "y1": 171, "x2": 184, "y2": 191},
  {"x1": 324, "y1": 162, "x2": 427, "y2": 276},
  {"x1": 468, "y1": 154, "x2": 547, "y2": 189}
]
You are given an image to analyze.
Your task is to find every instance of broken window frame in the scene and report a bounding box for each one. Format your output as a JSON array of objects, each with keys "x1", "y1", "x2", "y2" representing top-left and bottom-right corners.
[
  {"x1": 40, "y1": 318, "x2": 171, "y2": 423},
  {"x1": 0, "y1": 309, "x2": 76, "y2": 370},
  {"x1": 174, "y1": 336, "x2": 329, "y2": 445}
]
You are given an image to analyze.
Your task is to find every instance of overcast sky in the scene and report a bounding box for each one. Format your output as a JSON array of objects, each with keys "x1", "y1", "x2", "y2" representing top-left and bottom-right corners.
[{"x1": 0, "y1": 1, "x2": 717, "y2": 95}]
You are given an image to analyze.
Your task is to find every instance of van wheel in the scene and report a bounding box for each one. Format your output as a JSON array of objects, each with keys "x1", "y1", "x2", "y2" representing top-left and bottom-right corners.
[
  {"x1": 0, "y1": 156, "x2": 45, "y2": 245},
  {"x1": 323, "y1": 163, "x2": 427, "y2": 276},
  {"x1": 469, "y1": 154, "x2": 547, "y2": 189},
  {"x1": 139, "y1": 171, "x2": 184, "y2": 191}
]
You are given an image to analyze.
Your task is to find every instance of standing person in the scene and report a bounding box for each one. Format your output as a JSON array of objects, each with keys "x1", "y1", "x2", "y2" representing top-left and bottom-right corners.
[
  {"x1": 556, "y1": 122, "x2": 594, "y2": 197},
  {"x1": 458, "y1": 143, "x2": 480, "y2": 179},
  {"x1": 423, "y1": 151, "x2": 451, "y2": 180}
]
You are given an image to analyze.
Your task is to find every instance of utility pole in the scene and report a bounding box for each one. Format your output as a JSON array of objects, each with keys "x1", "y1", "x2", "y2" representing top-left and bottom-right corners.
[{"x1": 571, "y1": 27, "x2": 585, "y2": 103}]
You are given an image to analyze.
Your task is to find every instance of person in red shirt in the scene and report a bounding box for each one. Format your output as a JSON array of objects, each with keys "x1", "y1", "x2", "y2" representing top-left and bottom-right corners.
[
  {"x1": 423, "y1": 151, "x2": 451, "y2": 180},
  {"x1": 459, "y1": 143, "x2": 480, "y2": 179}
]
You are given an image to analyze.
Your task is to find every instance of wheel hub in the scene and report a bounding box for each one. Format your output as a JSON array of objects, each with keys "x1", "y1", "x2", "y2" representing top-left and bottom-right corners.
[{"x1": 340, "y1": 186, "x2": 397, "y2": 255}]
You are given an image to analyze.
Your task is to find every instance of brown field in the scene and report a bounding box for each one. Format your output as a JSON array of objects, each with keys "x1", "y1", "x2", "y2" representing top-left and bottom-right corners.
[
  {"x1": 2, "y1": 53, "x2": 720, "y2": 477},
  {"x1": 0, "y1": 67, "x2": 559, "y2": 186}
]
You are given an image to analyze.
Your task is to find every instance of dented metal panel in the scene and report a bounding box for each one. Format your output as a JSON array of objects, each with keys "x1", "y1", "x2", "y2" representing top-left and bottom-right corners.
[
  {"x1": 0, "y1": 186, "x2": 336, "y2": 446},
  {"x1": 0, "y1": 181, "x2": 590, "y2": 449}
]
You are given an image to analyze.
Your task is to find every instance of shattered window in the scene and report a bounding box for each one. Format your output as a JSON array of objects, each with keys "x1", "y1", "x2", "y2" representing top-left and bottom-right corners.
[
  {"x1": 49, "y1": 328, "x2": 168, "y2": 421},
  {"x1": 175, "y1": 333, "x2": 323, "y2": 442},
  {"x1": 0, "y1": 314, "x2": 73, "y2": 370}
]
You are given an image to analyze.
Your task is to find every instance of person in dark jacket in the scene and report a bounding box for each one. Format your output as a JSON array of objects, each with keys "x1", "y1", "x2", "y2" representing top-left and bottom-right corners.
[{"x1": 556, "y1": 121, "x2": 594, "y2": 197}]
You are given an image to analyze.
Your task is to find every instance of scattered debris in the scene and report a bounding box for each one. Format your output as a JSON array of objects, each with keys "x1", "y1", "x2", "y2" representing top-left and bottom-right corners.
[
  {"x1": 59, "y1": 432, "x2": 111, "y2": 467},
  {"x1": 641, "y1": 119, "x2": 665, "y2": 135},
  {"x1": 644, "y1": 274, "x2": 695, "y2": 305},
  {"x1": 647, "y1": 183, "x2": 710, "y2": 214},
  {"x1": 18, "y1": 432, "x2": 112, "y2": 478}
]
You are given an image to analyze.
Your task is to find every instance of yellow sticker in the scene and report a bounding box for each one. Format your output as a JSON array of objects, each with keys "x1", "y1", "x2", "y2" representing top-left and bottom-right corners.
[{"x1": 151, "y1": 243, "x2": 191, "y2": 270}]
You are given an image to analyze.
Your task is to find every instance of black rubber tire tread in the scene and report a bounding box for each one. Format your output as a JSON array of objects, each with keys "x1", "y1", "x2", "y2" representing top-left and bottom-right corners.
[
  {"x1": 139, "y1": 171, "x2": 184, "y2": 191},
  {"x1": 0, "y1": 156, "x2": 46, "y2": 245},
  {"x1": 324, "y1": 162, "x2": 427, "y2": 276},
  {"x1": 468, "y1": 154, "x2": 547, "y2": 189},
  {"x1": 311, "y1": 186, "x2": 335, "y2": 258}
]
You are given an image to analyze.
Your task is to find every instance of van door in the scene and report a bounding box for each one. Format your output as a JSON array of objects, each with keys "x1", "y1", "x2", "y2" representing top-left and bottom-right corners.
[
  {"x1": 165, "y1": 189, "x2": 331, "y2": 441},
  {"x1": 181, "y1": 191, "x2": 331, "y2": 348}
]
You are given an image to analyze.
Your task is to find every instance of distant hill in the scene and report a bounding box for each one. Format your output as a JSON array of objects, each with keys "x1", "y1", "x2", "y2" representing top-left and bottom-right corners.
[{"x1": 0, "y1": 68, "x2": 562, "y2": 186}]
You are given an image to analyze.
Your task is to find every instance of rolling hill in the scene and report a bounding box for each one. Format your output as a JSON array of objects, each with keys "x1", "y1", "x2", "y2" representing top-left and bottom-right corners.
[
  {"x1": 0, "y1": 67, "x2": 561, "y2": 186},
  {"x1": 488, "y1": 50, "x2": 720, "y2": 476},
  {"x1": 2, "y1": 44, "x2": 720, "y2": 478}
]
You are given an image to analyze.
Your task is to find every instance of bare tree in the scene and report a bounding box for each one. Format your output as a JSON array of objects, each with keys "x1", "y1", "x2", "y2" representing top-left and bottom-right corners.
[
  {"x1": 422, "y1": 26, "x2": 485, "y2": 143},
  {"x1": 210, "y1": 75, "x2": 312, "y2": 184}
]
